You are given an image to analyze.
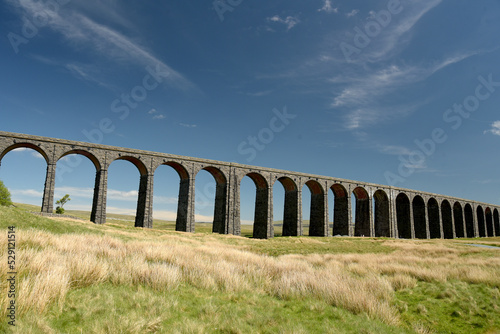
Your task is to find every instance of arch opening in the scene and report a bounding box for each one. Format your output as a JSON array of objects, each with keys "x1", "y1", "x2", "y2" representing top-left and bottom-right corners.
[
  {"x1": 373, "y1": 190, "x2": 390, "y2": 237},
  {"x1": 464, "y1": 204, "x2": 475, "y2": 237},
  {"x1": 1, "y1": 143, "x2": 49, "y2": 163},
  {"x1": 396, "y1": 193, "x2": 411, "y2": 239},
  {"x1": 441, "y1": 200, "x2": 453, "y2": 239},
  {"x1": 428, "y1": 198, "x2": 441, "y2": 238},
  {"x1": 304, "y1": 180, "x2": 326, "y2": 236},
  {"x1": 331, "y1": 184, "x2": 349, "y2": 236},
  {"x1": 494, "y1": 209, "x2": 499, "y2": 237},
  {"x1": 60, "y1": 149, "x2": 101, "y2": 171},
  {"x1": 485, "y1": 207, "x2": 494, "y2": 237},
  {"x1": 195, "y1": 166, "x2": 228, "y2": 234},
  {"x1": 275, "y1": 176, "x2": 299, "y2": 236},
  {"x1": 453, "y1": 202, "x2": 465, "y2": 238},
  {"x1": 477, "y1": 206, "x2": 486, "y2": 237},
  {"x1": 106, "y1": 159, "x2": 142, "y2": 227},
  {"x1": 353, "y1": 187, "x2": 370, "y2": 237},
  {"x1": 114, "y1": 156, "x2": 148, "y2": 176},
  {"x1": 413, "y1": 196, "x2": 426, "y2": 239},
  {"x1": 54, "y1": 153, "x2": 98, "y2": 219},
  {"x1": 0, "y1": 147, "x2": 47, "y2": 209},
  {"x1": 241, "y1": 173, "x2": 271, "y2": 239},
  {"x1": 152, "y1": 162, "x2": 189, "y2": 231}
]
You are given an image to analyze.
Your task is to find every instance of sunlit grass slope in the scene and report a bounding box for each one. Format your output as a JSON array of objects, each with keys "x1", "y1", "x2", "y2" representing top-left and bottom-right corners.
[{"x1": 1, "y1": 205, "x2": 499, "y2": 333}]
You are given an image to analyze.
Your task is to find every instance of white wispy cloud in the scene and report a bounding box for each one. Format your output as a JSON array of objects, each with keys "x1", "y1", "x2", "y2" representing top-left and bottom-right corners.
[
  {"x1": 10, "y1": 189, "x2": 44, "y2": 197},
  {"x1": 7, "y1": 0, "x2": 193, "y2": 89},
  {"x1": 346, "y1": 9, "x2": 359, "y2": 18},
  {"x1": 148, "y1": 108, "x2": 157, "y2": 114},
  {"x1": 267, "y1": 15, "x2": 300, "y2": 31},
  {"x1": 246, "y1": 90, "x2": 273, "y2": 97},
  {"x1": 50, "y1": 186, "x2": 177, "y2": 204},
  {"x1": 318, "y1": 0, "x2": 338, "y2": 14},
  {"x1": 152, "y1": 114, "x2": 166, "y2": 120},
  {"x1": 179, "y1": 123, "x2": 197, "y2": 128},
  {"x1": 333, "y1": 53, "x2": 476, "y2": 129},
  {"x1": 8, "y1": 147, "x2": 44, "y2": 159},
  {"x1": 355, "y1": 0, "x2": 442, "y2": 64},
  {"x1": 484, "y1": 121, "x2": 500, "y2": 136}
]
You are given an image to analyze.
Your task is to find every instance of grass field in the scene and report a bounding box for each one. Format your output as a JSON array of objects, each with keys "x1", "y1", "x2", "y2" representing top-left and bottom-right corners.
[{"x1": 1, "y1": 204, "x2": 499, "y2": 333}]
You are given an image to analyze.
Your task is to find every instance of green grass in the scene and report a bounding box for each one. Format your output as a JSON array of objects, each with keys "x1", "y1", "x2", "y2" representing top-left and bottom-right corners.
[
  {"x1": 395, "y1": 281, "x2": 500, "y2": 333},
  {"x1": 1, "y1": 205, "x2": 499, "y2": 333},
  {"x1": 12, "y1": 283, "x2": 410, "y2": 334}
]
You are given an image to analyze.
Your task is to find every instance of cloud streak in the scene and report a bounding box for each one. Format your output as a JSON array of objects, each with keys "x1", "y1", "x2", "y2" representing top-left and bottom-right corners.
[
  {"x1": 484, "y1": 121, "x2": 500, "y2": 136},
  {"x1": 332, "y1": 53, "x2": 477, "y2": 129},
  {"x1": 318, "y1": 1, "x2": 338, "y2": 14},
  {"x1": 7, "y1": 0, "x2": 193, "y2": 89},
  {"x1": 267, "y1": 15, "x2": 300, "y2": 31}
]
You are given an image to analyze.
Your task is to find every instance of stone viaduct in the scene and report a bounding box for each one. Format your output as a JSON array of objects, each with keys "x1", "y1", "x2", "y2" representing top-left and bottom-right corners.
[{"x1": 0, "y1": 131, "x2": 498, "y2": 239}]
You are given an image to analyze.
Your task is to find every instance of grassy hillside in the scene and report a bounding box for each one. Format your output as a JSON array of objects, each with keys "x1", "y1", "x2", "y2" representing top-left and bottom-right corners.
[{"x1": 1, "y1": 205, "x2": 499, "y2": 333}]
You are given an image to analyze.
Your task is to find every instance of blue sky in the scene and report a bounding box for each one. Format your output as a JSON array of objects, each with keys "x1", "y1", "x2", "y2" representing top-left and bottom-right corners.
[{"x1": 1, "y1": 0, "x2": 500, "y2": 225}]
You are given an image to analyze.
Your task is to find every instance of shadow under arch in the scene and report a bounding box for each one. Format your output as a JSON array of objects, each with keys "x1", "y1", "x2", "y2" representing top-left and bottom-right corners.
[
  {"x1": 477, "y1": 206, "x2": 486, "y2": 237},
  {"x1": 494, "y1": 209, "x2": 500, "y2": 237},
  {"x1": 305, "y1": 180, "x2": 326, "y2": 236},
  {"x1": 412, "y1": 196, "x2": 426, "y2": 239},
  {"x1": 244, "y1": 172, "x2": 271, "y2": 239},
  {"x1": 331, "y1": 184, "x2": 349, "y2": 236},
  {"x1": 373, "y1": 189, "x2": 390, "y2": 237},
  {"x1": 275, "y1": 176, "x2": 300, "y2": 236},
  {"x1": 464, "y1": 204, "x2": 475, "y2": 237},
  {"x1": 485, "y1": 207, "x2": 494, "y2": 237},
  {"x1": 441, "y1": 200, "x2": 453, "y2": 239},
  {"x1": 453, "y1": 202, "x2": 465, "y2": 238},
  {"x1": 428, "y1": 198, "x2": 441, "y2": 238},
  {"x1": 396, "y1": 193, "x2": 411, "y2": 239},
  {"x1": 353, "y1": 186, "x2": 370, "y2": 237}
]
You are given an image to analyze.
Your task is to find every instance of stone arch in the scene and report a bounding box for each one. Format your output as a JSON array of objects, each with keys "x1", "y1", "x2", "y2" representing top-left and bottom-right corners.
[
  {"x1": 107, "y1": 157, "x2": 149, "y2": 227},
  {"x1": 157, "y1": 161, "x2": 190, "y2": 180},
  {"x1": 373, "y1": 189, "x2": 390, "y2": 237},
  {"x1": 428, "y1": 198, "x2": 441, "y2": 238},
  {"x1": 464, "y1": 204, "x2": 475, "y2": 238},
  {"x1": 153, "y1": 161, "x2": 191, "y2": 232},
  {"x1": 244, "y1": 172, "x2": 271, "y2": 239},
  {"x1": 396, "y1": 193, "x2": 411, "y2": 239},
  {"x1": 412, "y1": 196, "x2": 427, "y2": 239},
  {"x1": 494, "y1": 209, "x2": 499, "y2": 237},
  {"x1": 353, "y1": 187, "x2": 370, "y2": 237},
  {"x1": 441, "y1": 200, "x2": 453, "y2": 239},
  {"x1": 275, "y1": 176, "x2": 300, "y2": 236},
  {"x1": 453, "y1": 202, "x2": 465, "y2": 238},
  {"x1": 56, "y1": 150, "x2": 102, "y2": 224},
  {"x1": 59, "y1": 149, "x2": 101, "y2": 171},
  {"x1": 0, "y1": 143, "x2": 50, "y2": 163},
  {"x1": 0, "y1": 144, "x2": 49, "y2": 212},
  {"x1": 485, "y1": 207, "x2": 494, "y2": 237},
  {"x1": 304, "y1": 180, "x2": 326, "y2": 236},
  {"x1": 331, "y1": 183, "x2": 349, "y2": 236},
  {"x1": 196, "y1": 166, "x2": 228, "y2": 234},
  {"x1": 477, "y1": 206, "x2": 486, "y2": 237},
  {"x1": 113, "y1": 156, "x2": 148, "y2": 175}
]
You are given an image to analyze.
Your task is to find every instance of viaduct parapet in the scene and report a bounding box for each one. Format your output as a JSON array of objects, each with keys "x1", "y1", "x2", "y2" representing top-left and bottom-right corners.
[{"x1": 0, "y1": 131, "x2": 498, "y2": 239}]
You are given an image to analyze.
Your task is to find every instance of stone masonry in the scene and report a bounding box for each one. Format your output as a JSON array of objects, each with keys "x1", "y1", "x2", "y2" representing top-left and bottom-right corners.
[{"x1": 0, "y1": 131, "x2": 499, "y2": 239}]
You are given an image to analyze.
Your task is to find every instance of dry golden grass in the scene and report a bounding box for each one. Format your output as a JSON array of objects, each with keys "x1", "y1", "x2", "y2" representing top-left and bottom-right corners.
[{"x1": 1, "y1": 226, "x2": 499, "y2": 328}]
